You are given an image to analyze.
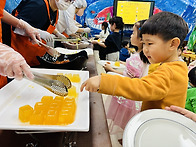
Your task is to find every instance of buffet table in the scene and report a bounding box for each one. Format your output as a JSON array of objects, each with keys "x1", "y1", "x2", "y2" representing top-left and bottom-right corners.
[{"x1": 0, "y1": 55, "x2": 112, "y2": 147}]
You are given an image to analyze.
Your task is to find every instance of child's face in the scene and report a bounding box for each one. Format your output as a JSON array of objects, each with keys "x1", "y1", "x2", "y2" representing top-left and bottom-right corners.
[
  {"x1": 130, "y1": 25, "x2": 141, "y2": 47},
  {"x1": 142, "y1": 34, "x2": 173, "y2": 64}
]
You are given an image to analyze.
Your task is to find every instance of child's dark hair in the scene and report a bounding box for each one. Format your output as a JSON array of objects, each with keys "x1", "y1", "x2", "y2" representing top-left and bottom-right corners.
[
  {"x1": 102, "y1": 22, "x2": 108, "y2": 34},
  {"x1": 122, "y1": 41, "x2": 129, "y2": 48},
  {"x1": 141, "y1": 11, "x2": 189, "y2": 48},
  {"x1": 134, "y1": 19, "x2": 147, "y2": 38},
  {"x1": 133, "y1": 19, "x2": 149, "y2": 64},
  {"x1": 188, "y1": 67, "x2": 196, "y2": 87},
  {"x1": 109, "y1": 16, "x2": 124, "y2": 30}
]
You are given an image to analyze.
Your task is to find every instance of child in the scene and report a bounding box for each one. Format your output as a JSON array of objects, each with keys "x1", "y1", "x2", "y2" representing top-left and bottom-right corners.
[
  {"x1": 104, "y1": 20, "x2": 149, "y2": 139},
  {"x1": 119, "y1": 41, "x2": 130, "y2": 62},
  {"x1": 92, "y1": 17, "x2": 124, "y2": 61},
  {"x1": 185, "y1": 67, "x2": 196, "y2": 112},
  {"x1": 81, "y1": 11, "x2": 189, "y2": 111},
  {"x1": 99, "y1": 22, "x2": 110, "y2": 41},
  {"x1": 93, "y1": 22, "x2": 110, "y2": 51}
]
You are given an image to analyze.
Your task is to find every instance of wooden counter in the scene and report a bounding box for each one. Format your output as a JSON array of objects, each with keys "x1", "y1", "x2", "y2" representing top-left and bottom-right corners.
[{"x1": 0, "y1": 55, "x2": 111, "y2": 147}]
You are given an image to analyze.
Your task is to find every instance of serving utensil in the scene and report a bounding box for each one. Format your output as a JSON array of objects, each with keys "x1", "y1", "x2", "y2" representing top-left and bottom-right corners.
[
  {"x1": 37, "y1": 40, "x2": 61, "y2": 58},
  {"x1": 26, "y1": 72, "x2": 72, "y2": 96},
  {"x1": 53, "y1": 38, "x2": 81, "y2": 43}
]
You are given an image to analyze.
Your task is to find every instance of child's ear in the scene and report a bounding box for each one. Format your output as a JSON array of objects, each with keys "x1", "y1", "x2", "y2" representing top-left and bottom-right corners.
[{"x1": 170, "y1": 37, "x2": 180, "y2": 50}]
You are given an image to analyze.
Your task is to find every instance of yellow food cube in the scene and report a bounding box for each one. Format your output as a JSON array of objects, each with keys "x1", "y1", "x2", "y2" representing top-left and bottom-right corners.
[
  {"x1": 19, "y1": 105, "x2": 33, "y2": 122},
  {"x1": 114, "y1": 61, "x2": 120, "y2": 67}
]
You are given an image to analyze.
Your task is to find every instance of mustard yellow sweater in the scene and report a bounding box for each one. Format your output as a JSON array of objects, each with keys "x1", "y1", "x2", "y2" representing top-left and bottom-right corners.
[{"x1": 99, "y1": 61, "x2": 188, "y2": 111}]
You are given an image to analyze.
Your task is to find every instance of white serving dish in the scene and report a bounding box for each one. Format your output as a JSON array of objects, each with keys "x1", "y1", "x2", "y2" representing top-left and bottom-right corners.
[
  {"x1": 98, "y1": 60, "x2": 126, "y2": 69},
  {"x1": 123, "y1": 109, "x2": 196, "y2": 147},
  {"x1": 0, "y1": 68, "x2": 89, "y2": 132}
]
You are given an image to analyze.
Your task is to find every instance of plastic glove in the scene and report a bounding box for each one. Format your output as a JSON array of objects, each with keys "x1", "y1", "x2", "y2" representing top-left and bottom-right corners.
[
  {"x1": 37, "y1": 29, "x2": 55, "y2": 42},
  {"x1": 16, "y1": 19, "x2": 41, "y2": 44},
  {"x1": 0, "y1": 43, "x2": 34, "y2": 80},
  {"x1": 55, "y1": 30, "x2": 67, "y2": 39},
  {"x1": 83, "y1": 27, "x2": 91, "y2": 33}
]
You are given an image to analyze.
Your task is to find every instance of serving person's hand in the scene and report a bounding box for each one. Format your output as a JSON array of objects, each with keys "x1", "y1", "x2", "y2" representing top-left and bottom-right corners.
[
  {"x1": 80, "y1": 76, "x2": 101, "y2": 92},
  {"x1": 0, "y1": 43, "x2": 34, "y2": 80},
  {"x1": 17, "y1": 19, "x2": 41, "y2": 44}
]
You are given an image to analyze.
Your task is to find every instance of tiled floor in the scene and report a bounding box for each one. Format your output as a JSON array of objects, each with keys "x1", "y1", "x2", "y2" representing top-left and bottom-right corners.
[{"x1": 93, "y1": 50, "x2": 123, "y2": 147}]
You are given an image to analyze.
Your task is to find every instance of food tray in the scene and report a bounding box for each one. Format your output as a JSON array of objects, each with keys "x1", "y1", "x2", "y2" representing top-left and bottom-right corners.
[{"x1": 0, "y1": 68, "x2": 89, "y2": 132}]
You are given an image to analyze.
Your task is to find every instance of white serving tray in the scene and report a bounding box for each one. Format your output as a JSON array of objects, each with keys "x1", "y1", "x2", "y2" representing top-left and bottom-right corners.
[{"x1": 0, "y1": 68, "x2": 89, "y2": 132}]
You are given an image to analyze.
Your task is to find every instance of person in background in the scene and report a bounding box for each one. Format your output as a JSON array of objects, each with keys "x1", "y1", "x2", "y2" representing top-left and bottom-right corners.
[
  {"x1": 185, "y1": 67, "x2": 196, "y2": 112},
  {"x1": 119, "y1": 41, "x2": 130, "y2": 62},
  {"x1": 98, "y1": 21, "x2": 110, "y2": 41},
  {"x1": 0, "y1": 0, "x2": 42, "y2": 88},
  {"x1": 92, "y1": 16, "x2": 124, "y2": 61},
  {"x1": 103, "y1": 19, "x2": 149, "y2": 142},
  {"x1": 56, "y1": 0, "x2": 90, "y2": 38},
  {"x1": 81, "y1": 12, "x2": 189, "y2": 111},
  {"x1": 188, "y1": 60, "x2": 196, "y2": 71},
  {"x1": 165, "y1": 105, "x2": 196, "y2": 122},
  {"x1": 10, "y1": 0, "x2": 71, "y2": 66},
  {"x1": 93, "y1": 21, "x2": 109, "y2": 52}
]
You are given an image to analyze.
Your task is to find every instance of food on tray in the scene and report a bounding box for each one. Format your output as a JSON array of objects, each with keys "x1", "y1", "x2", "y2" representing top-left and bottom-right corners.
[
  {"x1": 114, "y1": 61, "x2": 120, "y2": 67},
  {"x1": 19, "y1": 105, "x2": 33, "y2": 122},
  {"x1": 68, "y1": 86, "x2": 78, "y2": 98},
  {"x1": 19, "y1": 96, "x2": 77, "y2": 125},
  {"x1": 54, "y1": 59, "x2": 70, "y2": 64},
  {"x1": 63, "y1": 73, "x2": 81, "y2": 83}
]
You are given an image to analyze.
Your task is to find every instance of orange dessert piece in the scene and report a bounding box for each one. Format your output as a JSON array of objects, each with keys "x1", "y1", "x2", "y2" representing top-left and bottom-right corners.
[
  {"x1": 19, "y1": 105, "x2": 33, "y2": 122},
  {"x1": 114, "y1": 61, "x2": 120, "y2": 67},
  {"x1": 72, "y1": 74, "x2": 81, "y2": 83},
  {"x1": 19, "y1": 96, "x2": 77, "y2": 125}
]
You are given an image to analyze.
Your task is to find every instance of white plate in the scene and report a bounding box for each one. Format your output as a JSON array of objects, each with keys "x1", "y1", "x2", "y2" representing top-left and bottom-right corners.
[
  {"x1": 123, "y1": 109, "x2": 196, "y2": 147},
  {"x1": 0, "y1": 68, "x2": 89, "y2": 132},
  {"x1": 98, "y1": 60, "x2": 126, "y2": 69},
  {"x1": 55, "y1": 47, "x2": 93, "y2": 55}
]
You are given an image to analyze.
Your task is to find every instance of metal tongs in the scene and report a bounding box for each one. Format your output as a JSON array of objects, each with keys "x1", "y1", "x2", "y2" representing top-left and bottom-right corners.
[
  {"x1": 37, "y1": 40, "x2": 61, "y2": 58},
  {"x1": 53, "y1": 37, "x2": 81, "y2": 43},
  {"x1": 26, "y1": 71, "x2": 72, "y2": 96}
]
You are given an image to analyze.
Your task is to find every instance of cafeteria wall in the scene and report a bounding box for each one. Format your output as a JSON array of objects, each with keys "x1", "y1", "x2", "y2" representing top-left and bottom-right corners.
[{"x1": 4, "y1": 0, "x2": 196, "y2": 40}]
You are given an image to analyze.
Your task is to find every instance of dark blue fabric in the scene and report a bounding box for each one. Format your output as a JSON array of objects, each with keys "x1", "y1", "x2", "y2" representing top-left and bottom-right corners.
[
  {"x1": 13, "y1": 0, "x2": 57, "y2": 31},
  {"x1": 104, "y1": 32, "x2": 121, "y2": 54},
  {"x1": 119, "y1": 47, "x2": 130, "y2": 61}
]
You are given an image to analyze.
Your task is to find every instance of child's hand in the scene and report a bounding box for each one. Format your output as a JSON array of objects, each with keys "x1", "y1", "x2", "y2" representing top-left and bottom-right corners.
[
  {"x1": 80, "y1": 76, "x2": 101, "y2": 92},
  {"x1": 119, "y1": 61, "x2": 126, "y2": 65},
  {"x1": 103, "y1": 64, "x2": 114, "y2": 72}
]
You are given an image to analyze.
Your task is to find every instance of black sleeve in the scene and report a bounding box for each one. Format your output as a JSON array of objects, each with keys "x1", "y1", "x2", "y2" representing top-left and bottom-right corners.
[
  {"x1": 15, "y1": 0, "x2": 49, "y2": 30},
  {"x1": 104, "y1": 35, "x2": 112, "y2": 47}
]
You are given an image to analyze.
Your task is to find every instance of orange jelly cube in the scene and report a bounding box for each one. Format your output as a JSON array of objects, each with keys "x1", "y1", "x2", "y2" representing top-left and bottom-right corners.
[
  {"x1": 68, "y1": 86, "x2": 77, "y2": 97},
  {"x1": 34, "y1": 102, "x2": 48, "y2": 112},
  {"x1": 114, "y1": 61, "x2": 120, "y2": 67},
  {"x1": 44, "y1": 110, "x2": 58, "y2": 125},
  {"x1": 30, "y1": 110, "x2": 44, "y2": 125},
  {"x1": 41, "y1": 96, "x2": 53, "y2": 104},
  {"x1": 58, "y1": 111, "x2": 74, "y2": 125},
  {"x1": 72, "y1": 74, "x2": 81, "y2": 83},
  {"x1": 19, "y1": 105, "x2": 33, "y2": 122}
]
